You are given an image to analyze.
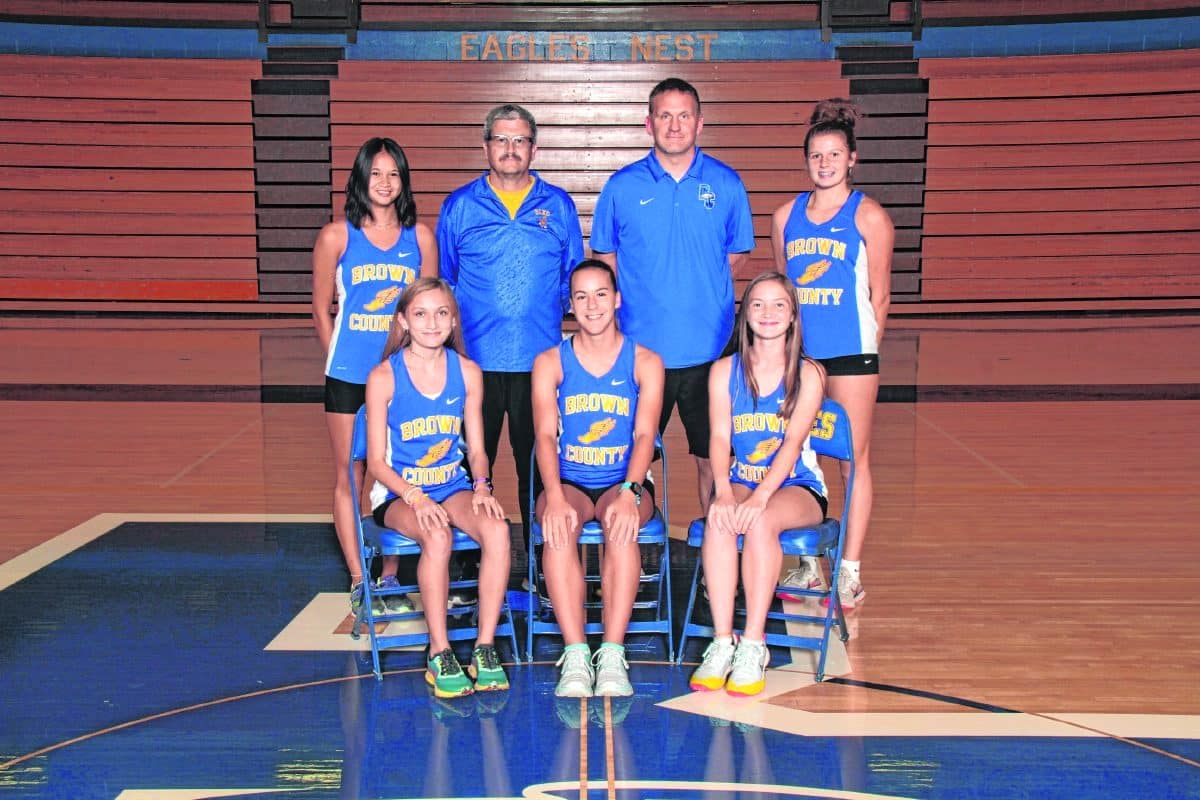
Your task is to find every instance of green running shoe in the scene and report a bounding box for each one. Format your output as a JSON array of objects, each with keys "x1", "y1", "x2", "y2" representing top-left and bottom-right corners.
[
  {"x1": 426, "y1": 648, "x2": 473, "y2": 698},
  {"x1": 468, "y1": 644, "x2": 510, "y2": 692}
]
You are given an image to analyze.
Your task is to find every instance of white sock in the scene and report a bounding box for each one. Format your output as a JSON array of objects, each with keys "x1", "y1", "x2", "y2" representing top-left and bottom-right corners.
[
  {"x1": 714, "y1": 634, "x2": 734, "y2": 647},
  {"x1": 840, "y1": 560, "x2": 861, "y2": 580}
]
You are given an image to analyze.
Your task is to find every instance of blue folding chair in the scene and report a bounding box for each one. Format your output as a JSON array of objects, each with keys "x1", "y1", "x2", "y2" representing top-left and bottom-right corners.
[
  {"x1": 526, "y1": 437, "x2": 673, "y2": 662},
  {"x1": 348, "y1": 406, "x2": 520, "y2": 680},
  {"x1": 677, "y1": 398, "x2": 854, "y2": 682}
]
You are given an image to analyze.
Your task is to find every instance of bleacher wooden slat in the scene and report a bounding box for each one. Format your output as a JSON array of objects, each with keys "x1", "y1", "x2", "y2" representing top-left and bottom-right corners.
[
  {"x1": 923, "y1": 232, "x2": 1200, "y2": 259},
  {"x1": 921, "y1": 0, "x2": 1200, "y2": 23},
  {"x1": 928, "y1": 140, "x2": 1200, "y2": 169},
  {"x1": 927, "y1": 92, "x2": 1200, "y2": 123},
  {"x1": 0, "y1": 121, "x2": 255, "y2": 147},
  {"x1": 1, "y1": 212, "x2": 254, "y2": 237},
  {"x1": 0, "y1": 256, "x2": 257, "y2": 281},
  {"x1": 0, "y1": 77, "x2": 253, "y2": 101},
  {"x1": 927, "y1": 117, "x2": 1198, "y2": 146},
  {"x1": 330, "y1": 99, "x2": 847, "y2": 126},
  {"x1": 0, "y1": 55, "x2": 262, "y2": 80},
  {"x1": 921, "y1": 274, "x2": 1200, "y2": 302},
  {"x1": 5, "y1": 234, "x2": 256, "y2": 259},
  {"x1": 359, "y1": 3, "x2": 819, "y2": 25},
  {"x1": 0, "y1": 190, "x2": 256, "y2": 215},
  {"x1": 0, "y1": 277, "x2": 258, "y2": 302},
  {"x1": 334, "y1": 60, "x2": 842, "y2": 83},
  {"x1": 0, "y1": 167, "x2": 255, "y2": 192},
  {"x1": 0, "y1": 0, "x2": 278, "y2": 24},
  {"x1": 922, "y1": 253, "x2": 1198, "y2": 280},
  {"x1": 926, "y1": 162, "x2": 1200, "y2": 191},
  {"x1": 928, "y1": 71, "x2": 1200, "y2": 100},
  {"x1": 924, "y1": 208, "x2": 1197, "y2": 236},
  {"x1": 924, "y1": 186, "x2": 1199, "y2": 213},
  {"x1": 919, "y1": 48, "x2": 1200, "y2": 78},
  {"x1": 2, "y1": 98, "x2": 252, "y2": 124},
  {"x1": 330, "y1": 79, "x2": 848, "y2": 104},
  {"x1": 0, "y1": 144, "x2": 254, "y2": 170}
]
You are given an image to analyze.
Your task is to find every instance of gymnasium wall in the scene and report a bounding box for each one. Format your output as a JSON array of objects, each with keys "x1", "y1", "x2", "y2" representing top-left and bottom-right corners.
[{"x1": 0, "y1": 5, "x2": 1197, "y2": 312}]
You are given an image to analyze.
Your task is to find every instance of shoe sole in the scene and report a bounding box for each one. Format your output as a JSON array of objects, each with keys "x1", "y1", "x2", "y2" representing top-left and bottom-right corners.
[
  {"x1": 726, "y1": 680, "x2": 765, "y2": 697},
  {"x1": 426, "y1": 670, "x2": 474, "y2": 698},
  {"x1": 555, "y1": 686, "x2": 593, "y2": 698},
  {"x1": 594, "y1": 685, "x2": 634, "y2": 697},
  {"x1": 689, "y1": 676, "x2": 729, "y2": 692},
  {"x1": 467, "y1": 665, "x2": 509, "y2": 692}
]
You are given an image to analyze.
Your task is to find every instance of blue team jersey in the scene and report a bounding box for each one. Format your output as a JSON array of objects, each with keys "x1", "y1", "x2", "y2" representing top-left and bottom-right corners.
[
  {"x1": 370, "y1": 348, "x2": 471, "y2": 508},
  {"x1": 557, "y1": 335, "x2": 639, "y2": 489},
  {"x1": 727, "y1": 355, "x2": 825, "y2": 495},
  {"x1": 782, "y1": 191, "x2": 878, "y2": 359},
  {"x1": 590, "y1": 148, "x2": 755, "y2": 369},
  {"x1": 325, "y1": 221, "x2": 422, "y2": 384},
  {"x1": 437, "y1": 172, "x2": 584, "y2": 372}
]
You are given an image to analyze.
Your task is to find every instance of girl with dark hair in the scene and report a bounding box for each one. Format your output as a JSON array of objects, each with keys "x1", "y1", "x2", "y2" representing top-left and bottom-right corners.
[
  {"x1": 312, "y1": 137, "x2": 437, "y2": 618},
  {"x1": 365, "y1": 278, "x2": 511, "y2": 697},
  {"x1": 770, "y1": 99, "x2": 894, "y2": 610},
  {"x1": 530, "y1": 259, "x2": 665, "y2": 699},
  {"x1": 690, "y1": 271, "x2": 828, "y2": 697}
]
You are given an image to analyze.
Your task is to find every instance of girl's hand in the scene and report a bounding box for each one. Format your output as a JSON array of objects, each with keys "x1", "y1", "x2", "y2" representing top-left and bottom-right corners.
[
  {"x1": 603, "y1": 490, "x2": 640, "y2": 547},
  {"x1": 541, "y1": 495, "x2": 578, "y2": 550},
  {"x1": 471, "y1": 489, "x2": 505, "y2": 520},
  {"x1": 732, "y1": 491, "x2": 769, "y2": 536},
  {"x1": 413, "y1": 494, "x2": 449, "y2": 532},
  {"x1": 707, "y1": 491, "x2": 739, "y2": 538}
]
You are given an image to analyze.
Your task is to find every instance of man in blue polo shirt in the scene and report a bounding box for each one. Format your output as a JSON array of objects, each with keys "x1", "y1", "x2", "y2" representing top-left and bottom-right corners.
[
  {"x1": 591, "y1": 77, "x2": 755, "y2": 506},
  {"x1": 439, "y1": 103, "x2": 585, "y2": 570}
]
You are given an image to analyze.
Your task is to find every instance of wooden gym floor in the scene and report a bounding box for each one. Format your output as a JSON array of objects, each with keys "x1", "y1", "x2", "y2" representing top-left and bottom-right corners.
[{"x1": 0, "y1": 310, "x2": 1197, "y2": 798}]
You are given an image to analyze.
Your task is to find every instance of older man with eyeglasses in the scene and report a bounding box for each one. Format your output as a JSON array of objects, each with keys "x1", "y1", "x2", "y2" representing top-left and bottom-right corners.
[{"x1": 437, "y1": 104, "x2": 585, "y2": 578}]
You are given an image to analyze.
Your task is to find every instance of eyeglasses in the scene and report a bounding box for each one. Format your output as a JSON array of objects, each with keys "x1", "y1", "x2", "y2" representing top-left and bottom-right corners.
[{"x1": 487, "y1": 134, "x2": 532, "y2": 148}]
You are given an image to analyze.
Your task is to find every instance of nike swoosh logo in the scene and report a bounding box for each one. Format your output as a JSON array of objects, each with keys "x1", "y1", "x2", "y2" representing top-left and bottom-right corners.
[
  {"x1": 395, "y1": 251, "x2": 413, "y2": 257},
  {"x1": 610, "y1": 379, "x2": 626, "y2": 386},
  {"x1": 445, "y1": 396, "x2": 460, "y2": 404},
  {"x1": 639, "y1": 198, "x2": 655, "y2": 206},
  {"x1": 829, "y1": 227, "x2": 846, "y2": 233}
]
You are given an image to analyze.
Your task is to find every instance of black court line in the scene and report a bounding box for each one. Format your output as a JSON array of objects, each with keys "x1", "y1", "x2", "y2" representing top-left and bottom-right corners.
[{"x1": 2, "y1": 383, "x2": 1197, "y2": 403}]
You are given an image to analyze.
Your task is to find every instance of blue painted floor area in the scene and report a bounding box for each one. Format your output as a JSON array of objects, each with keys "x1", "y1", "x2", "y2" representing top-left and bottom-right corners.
[{"x1": 1, "y1": 522, "x2": 1197, "y2": 798}]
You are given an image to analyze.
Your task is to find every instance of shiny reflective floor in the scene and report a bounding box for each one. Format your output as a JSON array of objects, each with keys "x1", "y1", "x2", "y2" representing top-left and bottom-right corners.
[{"x1": 1, "y1": 313, "x2": 1198, "y2": 798}]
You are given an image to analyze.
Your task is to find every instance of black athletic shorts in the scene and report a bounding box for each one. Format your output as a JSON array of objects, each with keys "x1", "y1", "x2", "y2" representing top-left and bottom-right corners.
[
  {"x1": 325, "y1": 375, "x2": 366, "y2": 414},
  {"x1": 816, "y1": 354, "x2": 879, "y2": 377}
]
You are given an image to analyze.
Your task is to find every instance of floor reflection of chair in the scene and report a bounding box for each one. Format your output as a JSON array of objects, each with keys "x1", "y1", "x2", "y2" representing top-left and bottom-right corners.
[
  {"x1": 677, "y1": 398, "x2": 854, "y2": 681},
  {"x1": 526, "y1": 437, "x2": 674, "y2": 661},
  {"x1": 348, "y1": 406, "x2": 520, "y2": 679}
]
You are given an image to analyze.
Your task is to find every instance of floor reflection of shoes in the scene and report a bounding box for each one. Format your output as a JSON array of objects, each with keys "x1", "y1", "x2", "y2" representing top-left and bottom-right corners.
[
  {"x1": 589, "y1": 694, "x2": 634, "y2": 727},
  {"x1": 555, "y1": 696, "x2": 585, "y2": 729},
  {"x1": 475, "y1": 688, "x2": 509, "y2": 718},
  {"x1": 429, "y1": 693, "x2": 476, "y2": 722},
  {"x1": 733, "y1": 721, "x2": 761, "y2": 734}
]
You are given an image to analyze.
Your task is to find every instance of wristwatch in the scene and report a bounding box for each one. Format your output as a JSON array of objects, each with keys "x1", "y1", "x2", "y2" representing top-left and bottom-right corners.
[{"x1": 619, "y1": 481, "x2": 644, "y2": 506}]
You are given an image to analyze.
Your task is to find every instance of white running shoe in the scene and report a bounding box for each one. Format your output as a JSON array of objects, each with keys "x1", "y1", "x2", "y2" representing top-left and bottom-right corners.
[
  {"x1": 592, "y1": 647, "x2": 634, "y2": 697},
  {"x1": 776, "y1": 556, "x2": 825, "y2": 601},
  {"x1": 689, "y1": 637, "x2": 737, "y2": 692},
  {"x1": 725, "y1": 639, "x2": 769, "y2": 697},
  {"x1": 554, "y1": 647, "x2": 595, "y2": 698}
]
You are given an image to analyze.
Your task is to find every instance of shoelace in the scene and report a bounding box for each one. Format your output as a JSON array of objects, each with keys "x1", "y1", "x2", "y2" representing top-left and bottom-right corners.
[
  {"x1": 593, "y1": 648, "x2": 627, "y2": 675},
  {"x1": 432, "y1": 648, "x2": 462, "y2": 675},
  {"x1": 558, "y1": 648, "x2": 591, "y2": 672},
  {"x1": 731, "y1": 643, "x2": 764, "y2": 671},
  {"x1": 475, "y1": 645, "x2": 500, "y2": 670}
]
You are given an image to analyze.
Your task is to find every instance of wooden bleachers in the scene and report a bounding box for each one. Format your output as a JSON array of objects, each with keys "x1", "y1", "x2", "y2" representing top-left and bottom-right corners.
[
  {"x1": 357, "y1": 0, "x2": 819, "y2": 28},
  {"x1": 920, "y1": 48, "x2": 1200, "y2": 303},
  {"x1": 329, "y1": 61, "x2": 856, "y2": 294},
  {"x1": 0, "y1": 55, "x2": 262, "y2": 302},
  {"x1": 921, "y1": 0, "x2": 1200, "y2": 23},
  {"x1": 0, "y1": 0, "x2": 290, "y2": 26}
]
